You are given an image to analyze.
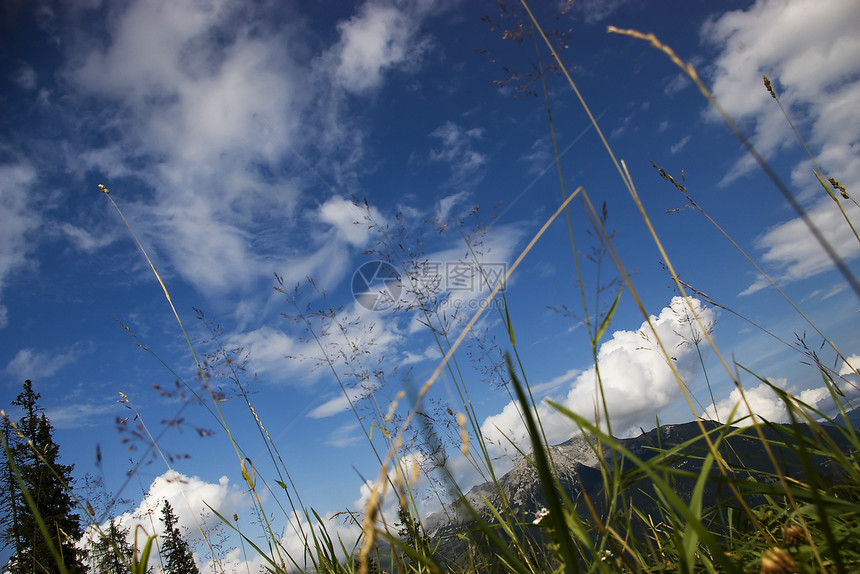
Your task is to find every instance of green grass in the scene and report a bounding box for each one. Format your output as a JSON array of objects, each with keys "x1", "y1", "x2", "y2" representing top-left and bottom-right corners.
[{"x1": 8, "y1": 3, "x2": 860, "y2": 573}]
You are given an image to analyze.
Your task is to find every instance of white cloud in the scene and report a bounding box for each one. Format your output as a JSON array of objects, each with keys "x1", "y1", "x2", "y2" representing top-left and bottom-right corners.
[
  {"x1": 5, "y1": 344, "x2": 88, "y2": 381},
  {"x1": 670, "y1": 135, "x2": 691, "y2": 155},
  {"x1": 55, "y1": 0, "x2": 449, "y2": 301},
  {"x1": 702, "y1": 0, "x2": 860, "y2": 292},
  {"x1": 327, "y1": 1, "x2": 433, "y2": 94},
  {"x1": 65, "y1": 0, "x2": 308, "y2": 296},
  {"x1": 481, "y1": 297, "x2": 716, "y2": 455},
  {"x1": 429, "y1": 121, "x2": 487, "y2": 187},
  {"x1": 45, "y1": 401, "x2": 115, "y2": 430},
  {"x1": 308, "y1": 383, "x2": 378, "y2": 419},
  {"x1": 0, "y1": 161, "x2": 39, "y2": 312},
  {"x1": 326, "y1": 422, "x2": 363, "y2": 447},
  {"x1": 86, "y1": 471, "x2": 246, "y2": 570},
  {"x1": 519, "y1": 138, "x2": 552, "y2": 175},
  {"x1": 739, "y1": 199, "x2": 860, "y2": 295},
  {"x1": 529, "y1": 368, "x2": 580, "y2": 396},
  {"x1": 317, "y1": 196, "x2": 379, "y2": 247},
  {"x1": 703, "y1": 377, "x2": 841, "y2": 425},
  {"x1": 839, "y1": 354, "x2": 860, "y2": 377},
  {"x1": 436, "y1": 190, "x2": 470, "y2": 224},
  {"x1": 228, "y1": 326, "x2": 297, "y2": 382},
  {"x1": 58, "y1": 222, "x2": 117, "y2": 252},
  {"x1": 664, "y1": 72, "x2": 690, "y2": 96},
  {"x1": 703, "y1": 0, "x2": 860, "y2": 182},
  {"x1": 13, "y1": 62, "x2": 37, "y2": 90},
  {"x1": 400, "y1": 345, "x2": 442, "y2": 366},
  {"x1": 568, "y1": 0, "x2": 634, "y2": 23}
]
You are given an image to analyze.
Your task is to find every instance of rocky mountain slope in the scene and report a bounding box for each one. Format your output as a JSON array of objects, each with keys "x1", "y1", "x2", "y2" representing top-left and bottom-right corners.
[{"x1": 424, "y1": 416, "x2": 857, "y2": 549}]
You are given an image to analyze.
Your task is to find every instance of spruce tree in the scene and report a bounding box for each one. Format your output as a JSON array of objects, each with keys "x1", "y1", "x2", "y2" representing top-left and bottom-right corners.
[
  {"x1": 5, "y1": 380, "x2": 86, "y2": 574},
  {"x1": 1, "y1": 417, "x2": 24, "y2": 570},
  {"x1": 159, "y1": 501, "x2": 199, "y2": 574},
  {"x1": 86, "y1": 518, "x2": 134, "y2": 574}
]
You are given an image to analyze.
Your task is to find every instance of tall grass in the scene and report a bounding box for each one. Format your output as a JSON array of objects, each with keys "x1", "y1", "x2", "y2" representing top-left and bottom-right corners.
[{"x1": 8, "y1": 2, "x2": 860, "y2": 573}]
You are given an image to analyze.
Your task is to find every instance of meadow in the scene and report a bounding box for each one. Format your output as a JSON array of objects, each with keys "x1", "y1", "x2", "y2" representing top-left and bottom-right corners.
[{"x1": 5, "y1": 4, "x2": 860, "y2": 574}]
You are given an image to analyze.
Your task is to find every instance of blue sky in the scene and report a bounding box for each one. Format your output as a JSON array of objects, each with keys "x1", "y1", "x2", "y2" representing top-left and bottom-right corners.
[{"x1": 2, "y1": 0, "x2": 860, "y2": 570}]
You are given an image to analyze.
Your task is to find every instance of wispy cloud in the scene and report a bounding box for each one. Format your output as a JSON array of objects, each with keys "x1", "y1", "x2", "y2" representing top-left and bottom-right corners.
[
  {"x1": 5, "y1": 343, "x2": 91, "y2": 381},
  {"x1": 739, "y1": 199, "x2": 860, "y2": 295},
  {"x1": 308, "y1": 383, "x2": 377, "y2": 419},
  {"x1": 568, "y1": 0, "x2": 635, "y2": 23},
  {"x1": 326, "y1": 421, "x2": 363, "y2": 447},
  {"x1": 0, "y1": 161, "x2": 39, "y2": 326},
  {"x1": 429, "y1": 121, "x2": 487, "y2": 187},
  {"x1": 53, "y1": 0, "x2": 445, "y2": 301},
  {"x1": 669, "y1": 135, "x2": 691, "y2": 155},
  {"x1": 45, "y1": 401, "x2": 116, "y2": 430},
  {"x1": 664, "y1": 72, "x2": 690, "y2": 96},
  {"x1": 12, "y1": 62, "x2": 37, "y2": 91},
  {"x1": 57, "y1": 222, "x2": 118, "y2": 252}
]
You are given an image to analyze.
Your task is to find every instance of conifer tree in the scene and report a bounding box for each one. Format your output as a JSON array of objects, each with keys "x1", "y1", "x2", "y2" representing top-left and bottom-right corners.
[
  {"x1": 86, "y1": 518, "x2": 134, "y2": 574},
  {"x1": 159, "y1": 500, "x2": 199, "y2": 574},
  {"x1": 1, "y1": 417, "x2": 24, "y2": 570},
  {"x1": 4, "y1": 380, "x2": 86, "y2": 574}
]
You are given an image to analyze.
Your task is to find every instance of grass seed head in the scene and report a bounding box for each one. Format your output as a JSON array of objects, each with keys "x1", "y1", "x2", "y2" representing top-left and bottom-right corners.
[
  {"x1": 781, "y1": 521, "x2": 806, "y2": 547},
  {"x1": 760, "y1": 547, "x2": 795, "y2": 574},
  {"x1": 457, "y1": 412, "x2": 469, "y2": 456},
  {"x1": 763, "y1": 75, "x2": 777, "y2": 98}
]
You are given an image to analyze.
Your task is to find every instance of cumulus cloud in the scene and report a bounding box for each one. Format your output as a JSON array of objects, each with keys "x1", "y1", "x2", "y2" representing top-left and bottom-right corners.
[
  {"x1": 213, "y1": 453, "x2": 427, "y2": 572},
  {"x1": 839, "y1": 354, "x2": 860, "y2": 376},
  {"x1": 481, "y1": 297, "x2": 716, "y2": 456},
  {"x1": 704, "y1": 0, "x2": 860, "y2": 169},
  {"x1": 702, "y1": 376, "x2": 846, "y2": 425},
  {"x1": 84, "y1": 471, "x2": 246, "y2": 570},
  {"x1": 327, "y1": 1, "x2": 433, "y2": 94}
]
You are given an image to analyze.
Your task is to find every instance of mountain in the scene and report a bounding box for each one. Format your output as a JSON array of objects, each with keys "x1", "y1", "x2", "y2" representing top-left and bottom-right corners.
[{"x1": 422, "y1": 416, "x2": 858, "y2": 564}]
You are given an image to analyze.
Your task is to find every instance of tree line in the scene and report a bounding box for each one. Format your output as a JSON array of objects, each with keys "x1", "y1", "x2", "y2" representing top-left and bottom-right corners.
[{"x1": 1, "y1": 380, "x2": 200, "y2": 574}]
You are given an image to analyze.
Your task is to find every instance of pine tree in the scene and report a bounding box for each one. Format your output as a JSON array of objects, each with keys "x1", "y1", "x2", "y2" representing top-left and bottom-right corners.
[
  {"x1": 1, "y1": 417, "x2": 24, "y2": 570},
  {"x1": 86, "y1": 518, "x2": 134, "y2": 574},
  {"x1": 159, "y1": 501, "x2": 199, "y2": 574},
  {"x1": 4, "y1": 380, "x2": 86, "y2": 574}
]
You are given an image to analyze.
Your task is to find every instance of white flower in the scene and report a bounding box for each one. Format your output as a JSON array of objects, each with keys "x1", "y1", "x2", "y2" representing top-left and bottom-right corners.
[{"x1": 533, "y1": 507, "x2": 549, "y2": 525}]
